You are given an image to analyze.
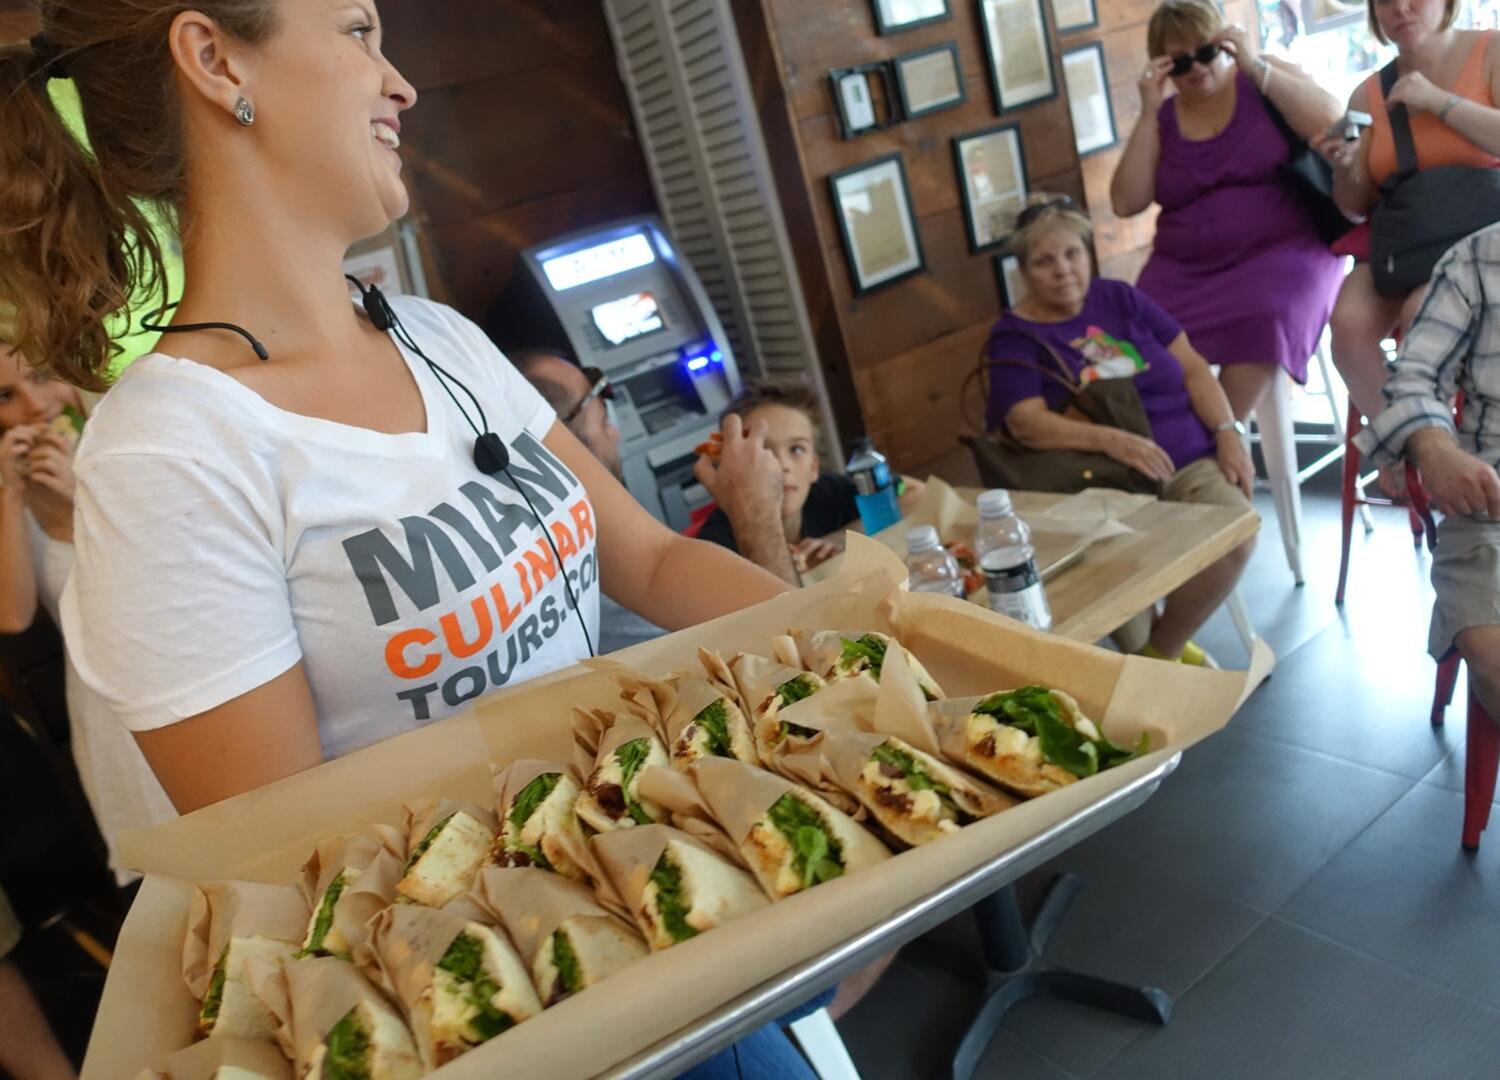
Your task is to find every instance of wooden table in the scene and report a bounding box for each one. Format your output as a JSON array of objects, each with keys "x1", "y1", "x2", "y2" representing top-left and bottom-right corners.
[{"x1": 1006, "y1": 490, "x2": 1260, "y2": 644}]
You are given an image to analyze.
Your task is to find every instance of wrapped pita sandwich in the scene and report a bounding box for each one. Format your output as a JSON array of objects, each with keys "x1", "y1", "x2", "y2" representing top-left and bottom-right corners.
[
  {"x1": 183, "y1": 882, "x2": 309, "y2": 1041},
  {"x1": 932, "y1": 687, "x2": 1149, "y2": 798},
  {"x1": 592, "y1": 826, "x2": 768, "y2": 950},
  {"x1": 472, "y1": 868, "x2": 648, "y2": 1005},
  {"x1": 791, "y1": 629, "x2": 944, "y2": 701},
  {"x1": 806, "y1": 731, "x2": 1014, "y2": 847},
  {"x1": 134, "y1": 1036, "x2": 292, "y2": 1080},
  {"x1": 618, "y1": 659, "x2": 758, "y2": 771},
  {"x1": 489, "y1": 760, "x2": 588, "y2": 878},
  {"x1": 249, "y1": 956, "x2": 420, "y2": 1080},
  {"x1": 574, "y1": 713, "x2": 670, "y2": 833},
  {"x1": 724, "y1": 651, "x2": 829, "y2": 754},
  {"x1": 686, "y1": 758, "x2": 891, "y2": 898},
  {"x1": 359, "y1": 905, "x2": 540, "y2": 1068},
  {"x1": 296, "y1": 834, "x2": 401, "y2": 959},
  {"x1": 394, "y1": 798, "x2": 497, "y2": 908}
]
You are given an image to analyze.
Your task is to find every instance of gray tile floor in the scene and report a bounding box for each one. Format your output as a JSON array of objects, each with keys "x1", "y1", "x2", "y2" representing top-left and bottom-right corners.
[{"x1": 836, "y1": 481, "x2": 1500, "y2": 1080}]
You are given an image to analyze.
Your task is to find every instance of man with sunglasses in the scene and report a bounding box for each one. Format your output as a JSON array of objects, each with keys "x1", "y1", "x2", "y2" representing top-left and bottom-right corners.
[{"x1": 1111, "y1": 0, "x2": 1343, "y2": 445}]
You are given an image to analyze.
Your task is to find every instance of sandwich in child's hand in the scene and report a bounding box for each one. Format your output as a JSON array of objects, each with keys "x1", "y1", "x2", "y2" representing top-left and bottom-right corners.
[
  {"x1": 360, "y1": 906, "x2": 540, "y2": 1069},
  {"x1": 934, "y1": 687, "x2": 1149, "y2": 798},
  {"x1": 489, "y1": 761, "x2": 588, "y2": 878},
  {"x1": 592, "y1": 825, "x2": 768, "y2": 951},
  {"x1": 474, "y1": 868, "x2": 648, "y2": 1006},
  {"x1": 395, "y1": 799, "x2": 498, "y2": 908},
  {"x1": 48, "y1": 405, "x2": 85, "y2": 448},
  {"x1": 575, "y1": 715, "x2": 670, "y2": 833},
  {"x1": 183, "y1": 882, "x2": 309, "y2": 1042},
  {"x1": 793, "y1": 629, "x2": 945, "y2": 701},
  {"x1": 690, "y1": 758, "x2": 890, "y2": 899}
]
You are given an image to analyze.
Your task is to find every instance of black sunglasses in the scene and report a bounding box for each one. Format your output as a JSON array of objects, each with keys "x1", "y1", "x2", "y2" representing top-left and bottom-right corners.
[
  {"x1": 1015, "y1": 196, "x2": 1080, "y2": 230},
  {"x1": 562, "y1": 366, "x2": 615, "y2": 423},
  {"x1": 1168, "y1": 43, "x2": 1222, "y2": 76}
]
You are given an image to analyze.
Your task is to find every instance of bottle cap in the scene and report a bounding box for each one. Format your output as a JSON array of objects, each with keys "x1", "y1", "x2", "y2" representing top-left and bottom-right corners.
[
  {"x1": 905, "y1": 525, "x2": 941, "y2": 554},
  {"x1": 977, "y1": 489, "x2": 1014, "y2": 518}
]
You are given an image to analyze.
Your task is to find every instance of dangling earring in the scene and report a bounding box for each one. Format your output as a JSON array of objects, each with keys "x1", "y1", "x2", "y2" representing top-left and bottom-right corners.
[{"x1": 234, "y1": 97, "x2": 255, "y2": 126}]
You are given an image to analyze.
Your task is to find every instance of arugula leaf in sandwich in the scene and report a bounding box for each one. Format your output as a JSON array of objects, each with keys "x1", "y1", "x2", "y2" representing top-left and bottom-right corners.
[
  {"x1": 857, "y1": 737, "x2": 1004, "y2": 846},
  {"x1": 532, "y1": 916, "x2": 648, "y2": 1006},
  {"x1": 305, "y1": 999, "x2": 421, "y2": 1080},
  {"x1": 834, "y1": 633, "x2": 944, "y2": 701},
  {"x1": 670, "y1": 696, "x2": 756, "y2": 770},
  {"x1": 767, "y1": 673, "x2": 827, "y2": 746},
  {"x1": 298, "y1": 869, "x2": 359, "y2": 959},
  {"x1": 397, "y1": 811, "x2": 496, "y2": 908},
  {"x1": 744, "y1": 790, "x2": 891, "y2": 898},
  {"x1": 636, "y1": 838, "x2": 768, "y2": 951},
  {"x1": 576, "y1": 735, "x2": 668, "y2": 833},
  {"x1": 491, "y1": 771, "x2": 586, "y2": 878},
  {"x1": 959, "y1": 687, "x2": 1149, "y2": 797},
  {"x1": 418, "y1": 924, "x2": 541, "y2": 1066},
  {"x1": 197, "y1": 935, "x2": 299, "y2": 1040}
]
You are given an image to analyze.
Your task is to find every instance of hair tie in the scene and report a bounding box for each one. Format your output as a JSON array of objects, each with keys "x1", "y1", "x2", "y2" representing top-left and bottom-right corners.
[{"x1": 29, "y1": 34, "x2": 69, "y2": 81}]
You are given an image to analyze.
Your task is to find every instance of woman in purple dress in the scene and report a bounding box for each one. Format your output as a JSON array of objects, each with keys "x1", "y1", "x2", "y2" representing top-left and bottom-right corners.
[{"x1": 1111, "y1": 0, "x2": 1345, "y2": 422}]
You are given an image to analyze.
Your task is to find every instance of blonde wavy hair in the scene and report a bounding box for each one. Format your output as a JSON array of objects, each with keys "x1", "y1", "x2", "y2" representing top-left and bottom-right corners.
[
  {"x1": 1008, "y1": 193, "x2": 1094, "y2": 268},
  {"x1": 1146, "y1": 0, "x2": 1223, "y2": 57}
]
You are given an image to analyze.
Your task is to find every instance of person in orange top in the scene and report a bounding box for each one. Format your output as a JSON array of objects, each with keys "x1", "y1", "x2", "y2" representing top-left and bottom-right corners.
[{"x1": 1320, "y1": 0, "x2": 1500, "y2": 431}]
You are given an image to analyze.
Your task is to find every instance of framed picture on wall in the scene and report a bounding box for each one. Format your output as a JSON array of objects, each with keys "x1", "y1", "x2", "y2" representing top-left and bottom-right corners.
[
  {"x1": 978, "y1": 0, "x2": 1057, "y2": 112},
  {"x1": 894, "y1": 43, "x2": 967, "y2": 120},
  {"x1": 1062, "y1": 42, "x2": 1118, "y2": 156},
  {"x1": 1050, "y1": 0, "x2": 1098, "y2": 34},
  {"x1": 995, "y1": 253, "x2": 1027, "y2": 308},
  {"x1": 871, "y1": 0, "x2": 952, "y2": 35},
  {"x1": 954, "y1": 123, "x2": 1029, "y2": 253},
  {"x1": 829, "y1": 63, "x2": 897, "y2": 139},
  {"x1": 829, "y1": 153, "x2": 927, "y2": 295}
]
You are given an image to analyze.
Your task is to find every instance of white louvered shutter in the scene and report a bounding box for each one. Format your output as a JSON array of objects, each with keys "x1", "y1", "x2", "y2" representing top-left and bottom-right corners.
[{"x1": 602, "y1": 0, "x2": 841, "y2": 448}]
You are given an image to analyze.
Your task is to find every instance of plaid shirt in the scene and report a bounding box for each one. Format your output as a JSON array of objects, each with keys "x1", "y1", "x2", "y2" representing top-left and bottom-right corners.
[{"x1": 1355, "y1": 225, "x2": 1500, "y2": 471}]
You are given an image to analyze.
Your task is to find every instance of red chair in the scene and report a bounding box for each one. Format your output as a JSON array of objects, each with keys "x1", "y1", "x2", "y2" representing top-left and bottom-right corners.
[
  {"x1": 682, "y1": 502, "x2": 718, "y2": 539},
  {"x1": 1432, "y1": 654, "x2": 1500, "y2": 851},
  {"x1": 1336, "y1": 400, "x2": 1437, "y2": 605}
]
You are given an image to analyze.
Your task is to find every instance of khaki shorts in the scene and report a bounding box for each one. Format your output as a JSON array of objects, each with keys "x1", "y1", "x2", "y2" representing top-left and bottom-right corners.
[
  {"x1": 1162, "y1": 454, "x2": 1255, "y2": 512},
  {"x1": 1430, "y1": 515, "x2": 1500, "y2": 659},
  {"x1": 0, "y1": 884, "x2": 19, "y2": 960}
]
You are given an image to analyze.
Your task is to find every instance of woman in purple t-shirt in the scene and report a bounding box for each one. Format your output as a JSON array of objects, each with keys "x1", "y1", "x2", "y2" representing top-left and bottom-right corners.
[{"x1": 985, "y1": 195, "x2": 1257, "y2": 666}]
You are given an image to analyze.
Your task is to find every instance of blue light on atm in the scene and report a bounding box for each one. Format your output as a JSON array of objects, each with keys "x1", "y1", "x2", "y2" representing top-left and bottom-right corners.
[
  {"x1": 687, "y1": 356, "x2": 710, "y2": 372},
  {"x1": 710, "y1": 350, "x2": 723, "y2": 363}
]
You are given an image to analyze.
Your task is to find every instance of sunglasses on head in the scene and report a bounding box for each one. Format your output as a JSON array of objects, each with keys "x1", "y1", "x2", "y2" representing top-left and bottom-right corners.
[
  {"x1": 1168, "y1": 43, "x2": 1222, "y2": 76},
  {"x1": 1015, "y1": 196, "x2": 1080, "y2": 230},
  {"x1": 562, "y1": 366, "x2": 616, "y2": 424}
]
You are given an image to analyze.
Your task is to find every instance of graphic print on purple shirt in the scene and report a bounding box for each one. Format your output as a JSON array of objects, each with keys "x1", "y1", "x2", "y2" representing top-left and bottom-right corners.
[{"x1": 984, "y1": 279, "x2": 1216, "y2": 470}]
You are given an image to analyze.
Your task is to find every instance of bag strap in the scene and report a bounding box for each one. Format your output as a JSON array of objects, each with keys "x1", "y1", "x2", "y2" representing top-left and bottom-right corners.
[
  {"x1": 1381, "y1": 59, "x2": 1420, "y2": 185},
  {"x1": 966, "y1": 326, "x2": 1092, "y2": 439}
]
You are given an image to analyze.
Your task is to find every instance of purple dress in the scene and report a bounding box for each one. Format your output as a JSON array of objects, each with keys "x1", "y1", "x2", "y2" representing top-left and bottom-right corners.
[{"x1": 1136, "y1": 70, "x2": 1343, "y2": 383}]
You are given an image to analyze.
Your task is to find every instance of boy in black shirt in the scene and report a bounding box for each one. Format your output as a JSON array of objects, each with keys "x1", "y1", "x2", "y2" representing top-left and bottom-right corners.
[{"x1": 694, "y1": 379, "x2": 924, "y2": 578}]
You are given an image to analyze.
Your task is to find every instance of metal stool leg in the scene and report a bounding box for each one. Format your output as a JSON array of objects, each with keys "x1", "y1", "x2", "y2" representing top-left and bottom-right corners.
[
  {"x1": 1255, "y1": 369, "x2": 1305, "y2": 585},
  {"x1": 1225, "y1": 590, "x2": 1258, "y2": 660},
  {"x1": 1337, "y1": 400, "x2": 1361, "y2": 606}
]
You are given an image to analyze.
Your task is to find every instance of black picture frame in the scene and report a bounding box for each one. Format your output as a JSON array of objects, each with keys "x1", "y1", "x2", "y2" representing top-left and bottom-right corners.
[
  {"x1": 1061, "y1": 41, "x2": 1119, "y2": 157},
  {"x1": 954, "y1": 122, "x2": 1030, "y2": 254},
  {"x1": 1050, "y1": 0, "x2": 1099, "y2": 34},
  {"x1": 829, "y1": 153, "x2": 927, "y2": 295},
  {"x1": 893, "y1": 43, "x2": 967, "y2": 120},
  {"x1": 993, "y1": 253, "x2": 1026, "y2": 308},
  {"x1": 977, "y1": 0, "x2": 1059, "y2": 113},
  {"x1": 871, "y1": 0, "x2": 953, "y2": 35},
  {"x1": 829, "y1": 62, "x2": 899, "y2": 140}
]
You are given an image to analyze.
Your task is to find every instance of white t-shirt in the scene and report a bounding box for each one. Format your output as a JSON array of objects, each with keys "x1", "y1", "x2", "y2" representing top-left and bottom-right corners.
[
  {"x1": 61, "y1": 297, "x2": 599, "y2": 760},
  {"x1": 28, "y1": 513, "x2": 175, "y2": 882}
]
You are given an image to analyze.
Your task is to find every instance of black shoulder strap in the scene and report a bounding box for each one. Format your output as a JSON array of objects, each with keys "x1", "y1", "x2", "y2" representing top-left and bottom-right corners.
[{"x1": 1381, "y1": 59, "x2": 1419, "y2": 184}]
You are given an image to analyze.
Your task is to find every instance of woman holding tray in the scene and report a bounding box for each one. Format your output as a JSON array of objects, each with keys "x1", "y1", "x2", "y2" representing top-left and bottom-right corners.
[
  {"x1": 0, "y1": 7, "x2": 791, "y2": 811},
  {"x1": 983, "y1": 195, "x2": 1257, "y2": 665}
]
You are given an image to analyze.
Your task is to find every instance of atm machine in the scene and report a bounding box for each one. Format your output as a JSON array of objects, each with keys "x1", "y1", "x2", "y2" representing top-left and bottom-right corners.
[{"x1": 495, "y1": 216, "x2": 744, "y2": 531}]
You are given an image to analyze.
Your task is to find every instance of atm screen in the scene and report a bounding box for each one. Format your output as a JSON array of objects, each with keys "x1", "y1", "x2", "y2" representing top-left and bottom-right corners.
[{"x1": 591, "y1": 292, "x2": 666, "y2": 347}]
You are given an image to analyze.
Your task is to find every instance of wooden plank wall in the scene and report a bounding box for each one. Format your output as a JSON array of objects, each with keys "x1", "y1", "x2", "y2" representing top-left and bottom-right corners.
[
  {"x1": 379, "y1": 0, "x2": 658, "y2": 319},
  {"x1": 737, "y1": 0, "x2": 1252, "y2": 473}
]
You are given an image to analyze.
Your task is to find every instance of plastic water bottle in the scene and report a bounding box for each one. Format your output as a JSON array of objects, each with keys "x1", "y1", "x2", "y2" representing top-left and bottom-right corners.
[
  {"x1": 905, "y1": 526, "x2": 964, "y2": 597},
  {"x1": 974, "y1": 489, "x2": 1052, "y2": 630},
  {"x1": 848, "y1": 440, "x2": 901, "y2": 535}
]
